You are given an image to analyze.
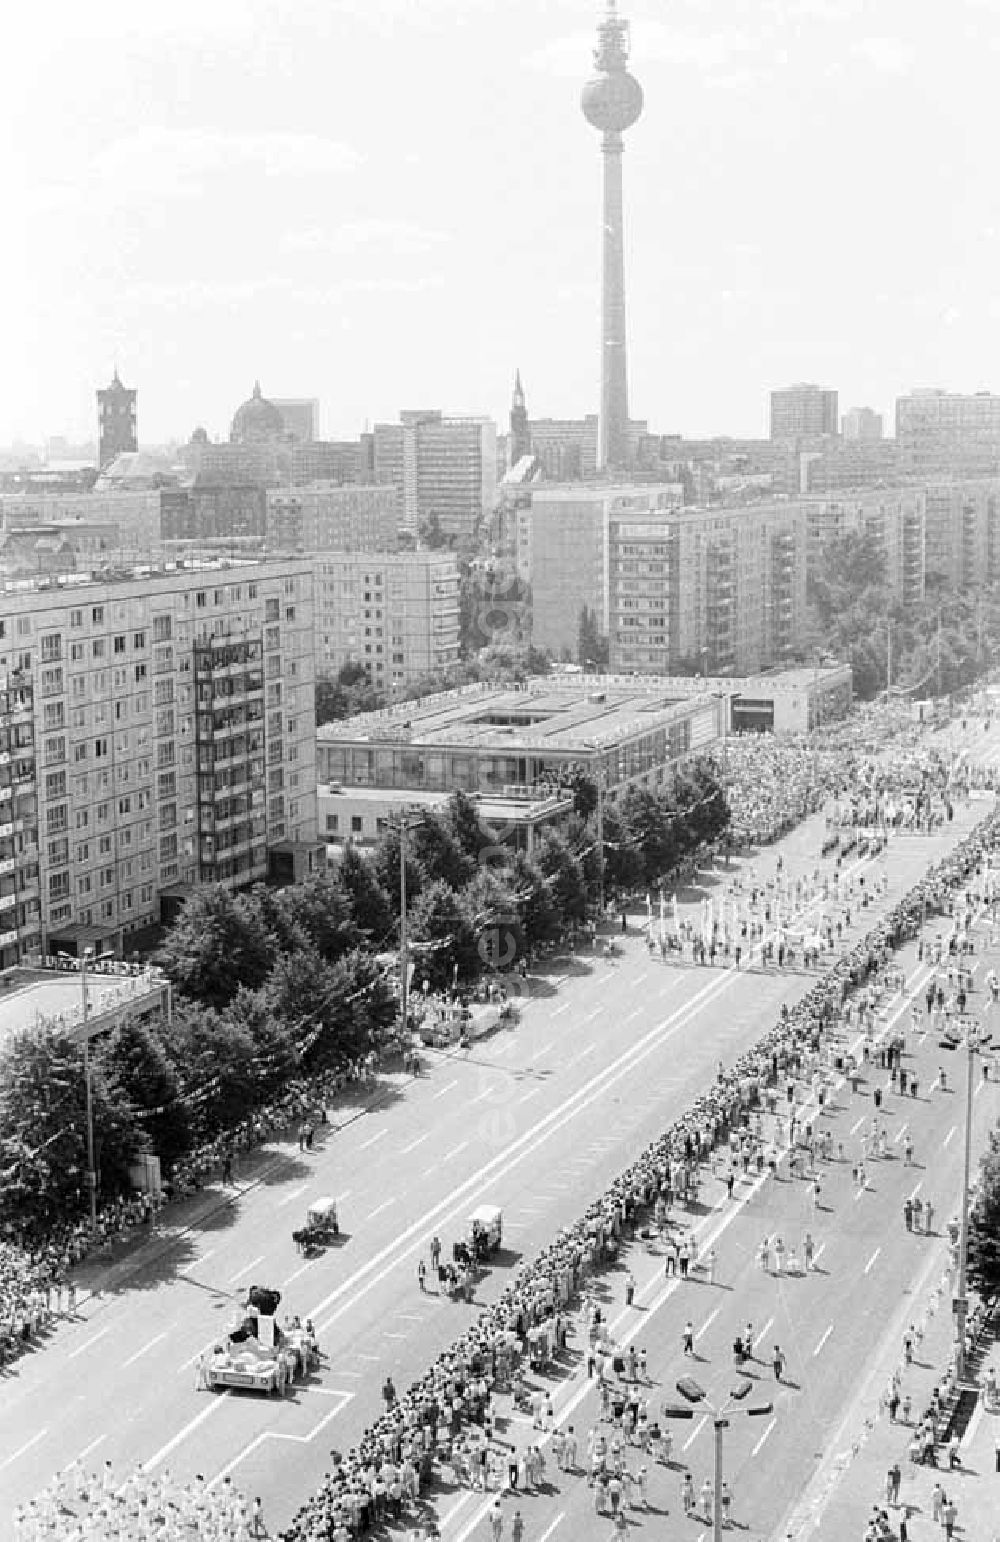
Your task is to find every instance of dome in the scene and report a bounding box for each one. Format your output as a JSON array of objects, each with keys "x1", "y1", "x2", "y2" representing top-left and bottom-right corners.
[
  {"x1": 581, "y1": 71, "x2": 644, "y2": 134},
  {"x1": 230, "y1": 381, "x2": 286, "y2": 445}
]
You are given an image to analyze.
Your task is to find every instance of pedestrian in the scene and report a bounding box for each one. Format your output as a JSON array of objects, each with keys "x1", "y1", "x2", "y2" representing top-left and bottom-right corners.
[
  {"x1": 904, "y1": 1135, "x2": 914, "y2": 1166},
  {"x1": 250, "y1": 1496, "x2": 267, "y2": 1537},
  {"x1": 417, "y1": 1258, "x2": 427, "y2": 1292},
  {"x1": 700, "y1": 1478, "x2": 713, "y2": 1524},
  {"x1": 721, "y1": 1479, "x2": 732, "y2": 1529},
  {"x1": 773, "y1": 1344, "x2": 785, "y2": 1382},
  {"x1": 625, "y1": 1270, "x2": 636, "y2": 1307},
  {"x1": 490, "y1": 1499, "x2": 503, "y2": 1542},
  {"x1": 679, "y1": 1243, "x2": 690, "y2": 1279},
  {"x1": 430, "y1": 1235, "x2": 441, "y2": 1273},
  {"x1": 706, "y1": 1248, "x2": 717, "y2": 1286},
  {"x1": 682, "y1": 1472, "x2": 695, "y2": 1515},
  {"x1": 683, "y1": 1319, "x2": 695, "y2": 1355},
  {"x1": 904, "y1": 1199, "x2": 913, "y2": 1231},
  {"x1": 511, "y1": 1511, "x2": 523, "y2": 1542}
]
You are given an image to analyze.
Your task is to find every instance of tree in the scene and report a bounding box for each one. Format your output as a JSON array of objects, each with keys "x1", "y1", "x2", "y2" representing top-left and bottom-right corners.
[
  {"x1": 98, "y1": 1018, "x2": 190, "y2": 1169},
  {"x1": 298, "y1": 950, "x2": 396, "y2": 1072},
  {"x1": 155, "y1": 885, "x2": 274, "y2": 1011},
  {"x1": 578, "y1": 605, "x2": 609, "y2": 670},
  {"x1": 535, "y1": 831, "x2": 587, "y2": 924},
  {"x1": 338, "y1": 844, "x2": 395, "y2": 945},
  {"x1": 510, "y1": 852, "x2": 561, "y2": 949},
  {"x1": 167, "y1": 999, "x2": 259, "y2": 1142},
  {"x1": 273, "y1": 871, "x2": 361, "y2": 964},
  {"x1": 447, "y1": 790, "x2": 490, "y2": 867},
  {"x1": 410, "y1": 811, "x2": 476, "y2": 890},
  {"x1": 968, "y1": 1133, "x2": 1000, "y2": 1296},
  {"x1": 0, "y1": 1028, "x2": 140, "y2": 1235},
  {"x1": 408, "y1": 880, "x2": 480, "y2": 991},
  {"x1": 372, "y1": 824, "x2": 425, "y2": 917}
]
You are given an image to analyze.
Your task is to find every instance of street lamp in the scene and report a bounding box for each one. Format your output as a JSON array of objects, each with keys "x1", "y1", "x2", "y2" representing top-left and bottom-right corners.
[{"x1": 664, "y1": 1374, "x2": 774, "y2": 1540}]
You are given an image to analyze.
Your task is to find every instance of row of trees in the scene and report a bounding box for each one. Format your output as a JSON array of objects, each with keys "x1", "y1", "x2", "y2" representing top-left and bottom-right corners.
[
  {"x1": 807, "y1": 531, "x2": 1000, "y2": 702},
  {"x1": 0, "y1": 768, "x2": 729, "y2": 1236}
]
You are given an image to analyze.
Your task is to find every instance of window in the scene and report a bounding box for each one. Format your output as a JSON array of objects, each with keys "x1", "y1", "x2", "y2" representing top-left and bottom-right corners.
[
  {"x1": 326, "y1": 813, "x2": 339, "y2": 833},
  {"x1": 196, "y1": 591, "x2": 207, "y2": 609},
  {"x1": 94, "y1": 736, "x2": 108, "y2": 758},
  {"x1": 351, "y1": 815, "x2": 363, "y2": 833},
  {"x1": 44, "y1": 736, "x2": 66, "y2": 765},
  {"x1": 45, "y1": 770, "x2": 66, "y2": 799},
  {"x1": 70, "y1": 609, "x2": 83, "y2": 629},
  {"x1": 78, "y1": 874, "x2": 92, "y2": 896},
  {"x1": 92, "y1": 639, "x2": 105, "y2": 658},
  {"x1": 74, "y1": 742, "x2": 88, "y2": 764},
  {"x1": 153, "y1": 615, "x2": 171, "y2": 642},
  {"x1": 118, "y1": 796, "x2": 132, "y2": 816},
  {"x1": 70, "y1": 642, "x2": 85, "y2": 662},
  {"x1": 99, "y1": 835, "x2": 112, "y2": 855},
  {"x1": 48, "y1": 871, "x2": 70, "y2": 900},
  {"x1": 92, "y1": 606, "x2": 104, "y2": 624},
  {"x1": 114, "y1": 635, "x2": 126, "y2": 655},
  {"x1": 133, "y1": 631, "x2": 146, "y2": 649}
]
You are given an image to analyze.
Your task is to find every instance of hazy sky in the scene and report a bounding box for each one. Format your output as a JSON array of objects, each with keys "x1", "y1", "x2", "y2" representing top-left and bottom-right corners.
[{"x1": 5, "y1": 0, "x2": 1000, "y2": 446}]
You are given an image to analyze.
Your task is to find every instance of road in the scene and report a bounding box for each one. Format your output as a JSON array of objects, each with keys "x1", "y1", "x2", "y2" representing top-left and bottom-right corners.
[
  {"x1": 1, "y1": 720, "x2": 997, "y2": 1531},
  {"x1": 427, "y1": 914, "x2": 1000, "y2": 1542}
]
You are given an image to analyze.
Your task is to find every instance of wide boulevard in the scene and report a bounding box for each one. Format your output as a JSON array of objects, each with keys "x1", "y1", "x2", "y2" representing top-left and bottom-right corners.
[{"x1": 2, "y1": 719, "x2": 999, "y2": 1537}]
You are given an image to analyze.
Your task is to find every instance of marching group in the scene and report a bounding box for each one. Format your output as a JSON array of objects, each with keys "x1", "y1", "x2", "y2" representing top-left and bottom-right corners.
[{"x1": 276, "y1": 788, "x2": 1000, "y2": 1541}]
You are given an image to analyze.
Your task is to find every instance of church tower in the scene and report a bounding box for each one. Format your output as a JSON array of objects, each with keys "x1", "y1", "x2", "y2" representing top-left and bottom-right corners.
[{"x1": 509, "y1": 369, "x2": 531, "y2": 466}]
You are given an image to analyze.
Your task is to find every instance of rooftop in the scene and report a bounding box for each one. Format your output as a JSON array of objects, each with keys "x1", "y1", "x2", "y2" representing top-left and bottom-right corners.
[
  {"x1": 317, "y1": 677, "x2": 713, "y2": 754},
  {"x1": 0, "y1": 553, "x2": 309, "y2": 599}
]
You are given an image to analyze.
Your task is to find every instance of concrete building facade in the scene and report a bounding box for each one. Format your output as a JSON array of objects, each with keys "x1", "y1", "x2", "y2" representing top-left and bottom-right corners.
[
  {"x1": 265, "y1": 483, "x2": 400, "y2": 553},
  {"x1": 315, "y1": 551, "x2": 460, "y2": 689},
  {"x1": 896, "y1": 390, "x2": 1000, "y2": 476},
  {"x1": 0, "y1": 558, "x2": 318, "y2": 956},
  {"x1": 0, "y1": 671, "x2": 40, "y2": 969},
  {"x1": 769, "y1": 384, "x2": 838, "y2": 442},
  {"x1": 373, "y1": 412, "x2": 497, "y2": 540},
  {"x1": 803, "y1": 490, "x2": 926, "y2": 609},
  {"x1": 841, "y1": 406, "x2": 884, "y2": 440}
]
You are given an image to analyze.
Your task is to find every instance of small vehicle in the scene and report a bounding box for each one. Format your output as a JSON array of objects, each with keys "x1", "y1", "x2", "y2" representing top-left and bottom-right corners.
[{"x1": 292, "y1": 1195, "x2": 339, "y2": 1254}]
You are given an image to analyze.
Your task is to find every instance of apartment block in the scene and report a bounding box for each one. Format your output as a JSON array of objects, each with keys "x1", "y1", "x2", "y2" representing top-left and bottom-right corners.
[
  {"x1": 0, "y1": 671, "x2": 40, "y2": 968},
  {"x1": 923, "y1": 480, "x2": 1000, "y2": 591},
  {"x1": 896, "y1": 391, "x2": 1000, "y2": 476},
  {"x1": 803, "y1": 491, "x2": 926, "y2": 609},
  {"x1": 265, "y1": 483, "x2": 400, "y2": 553},
  {"x1": 0, "y1": 558, "x2": 318, "y2": 956},
  {"x1": 841, "y1": 406, "x2": 883, "y2": 440},
  {"x1": 315, "y1": 551, "x2": 460, "y2": 689},
  {"x1": 607, "y1": 502, "x2": 808, "y2": 676}
]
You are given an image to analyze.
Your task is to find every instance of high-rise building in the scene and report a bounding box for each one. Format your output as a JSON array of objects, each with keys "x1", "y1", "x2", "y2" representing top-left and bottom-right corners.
[
  {"x1": 0, "y1": 670, "x2": 40, "y2": 969},
  {"x1": 922, "y1": 479, "x2": 1000, "y2": 591},
  {"x1": 841, "y1": 406, "x2": 883, "y2": 441},
  {"x1": 803, "y1": 491, "x2": 925, "y2": 610},
  {"x1": 769, "y1": 384, "x2": 838, "y2": 442},
  {"x1": 527, "y1": 417, "x2": 600, "y2": 480},
  {"x1": 895, "y1": 390, "x2": 1000, "y2": 476},
  {"x1": 373, "y1": 411, "x2": 496, "y2": 540},
  {"x1": 265, "y1": 483, "x2": 400, "y2": 553},
  {"x1": 314, "y1": 551, "x2": 460, "y2": 688},
  {"x1": 97, "y1": 369, "x2": 138, "y2": 469},
  {"x1": 0, "y1": 558, "x2": 318, "y2": 955},
  {"x1": 271, "y1": 398, "x2": 320, "y2": 442},
  {"x1": 581, "y1": 2, "x2": 643, "y2": 471},
  {"x1": 606, "y1": 501, "x2": 808, "y2": 675}
]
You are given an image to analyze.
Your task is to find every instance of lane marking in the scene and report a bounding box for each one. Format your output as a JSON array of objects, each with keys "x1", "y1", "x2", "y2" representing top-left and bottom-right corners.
[
  {"x1": 433, "y1": 1080, "x2": 459, "y2": 1100},
  {"x1": 578, "y1": 1044, "x2": 598, "y2": 1059},
  {"x1": 440, "y1": 1493, "x2": 476, "y2": 1529},
  {"x1": 145, "y1": 1395, "x2": 230, "y2": 1471},
  {"x1": 401, "y1": 1132, "x2": 431, "y2": 1154},
  {"x1": 370, "y1": 1198, "x2": 397, "y2": 1219},
  {"x1": 696, "y1": 1306, "x2": 720, "y2": 1339},
  {"x1": 442, "y1": 1142, "x2": 469, "y2": 1163},
  {"x1": 208, "y1": 1390, "x2": 354, "y2": 1487},
  {"x1": 179, "y1": 1246, "x2": 218, "y2": 1275},
  {"x1": 359, "y1": 1128, "x2": 388, "y2": 1151},
  {"x1": 752, "y1": 1417, "x2": 777, "y2": 1456},
  {"x1": 0, "y1": 1428, "x2": 48, "y2": 1472},
  {"x1": 74, "y1": 1434, "x2": 107, "y2": 1465},
  {"x1": 518, "y1": 1087, "x2": 542, "y2": 1104},
  {"x1": 754, "y1": 1316, "x2": 774, "y2": 1350},
  {"x1": 227, "y1": 1253, "x2": 264, "y2": 1285},
  {"x1": 383, "y1": 1332, "x2": 406, "y2": 1340},
  {"x1": 850, "y1": 1117, "x2": 864, "y2": 1135},
  {"x1": 864, "y1": 1247, "x2": 880, "y2": 1276},
  {"x1": 552, "y1": 1003, "x2": 570, "y2": 1018},
  {"x1": 894, "y1": 1122, "x2": 909, "y2": 1145},
  {"x1": 122, "y1": 1331, "x2": 167, "y2": 1368},
  {"x1": 683, "y1": 1414, "x2": 707, "y2": 1451},
  {"x1": 68, "y1": 1327, "x2": 109, "y2": 1360},
  {"x1": 277, "y1": 1184, "x2": 309, "y2": 1210},
  {"x1": 813, "y1": 1325, "x2": 834, "y2": 1356},
  {"x1": 537, "y1": 1514, "x2": 566, "y2": 1542},
  {"x1": 284, "y1": 1261, "x2": 317, "y2": 1287},
  {"x1": 535, "y1": 1042, "x2": 555, "y2": 1059},
  {"x1": 910, "y1": 1180, "x2": 923, "y2": 1199},
  {"x1": 812, "y1": 1243, "x2": 826, "y2": 1267},
  {"x1": 470, "y1": 1086, "x2": 496, "y2": 1105}
]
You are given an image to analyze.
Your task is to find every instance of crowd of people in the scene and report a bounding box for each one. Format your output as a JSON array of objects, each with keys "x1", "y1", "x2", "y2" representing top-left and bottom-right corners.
[
  {"x1": 12, "y1": 1459, "x2": 266, "y2": 1542},
  {"x1": 277, "y1": 791, "x2": 1000, "y2": 1542},
  {"x1": 0, "y1": 1055, "x2": 386, "y2": 1374}
]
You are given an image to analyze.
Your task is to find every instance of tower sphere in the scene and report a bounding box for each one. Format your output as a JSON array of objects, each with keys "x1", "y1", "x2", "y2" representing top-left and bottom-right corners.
[{"x1": 581, "y1": 71, "x2": 643, "y2": 134}]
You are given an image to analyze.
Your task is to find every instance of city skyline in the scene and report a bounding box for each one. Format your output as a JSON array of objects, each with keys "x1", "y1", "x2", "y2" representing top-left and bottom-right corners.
[{"x1": 4, "y1": 0, "x2": 999, "y2": 446}]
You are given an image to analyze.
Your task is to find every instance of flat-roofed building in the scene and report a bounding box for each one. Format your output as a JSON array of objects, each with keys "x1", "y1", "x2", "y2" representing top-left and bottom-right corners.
[
  {"x1": 265, "y1": 482, "x2": 400, "y2": 552},
  {"x1": 0, "y1": 557, "x2": 319, "y2": 955},
  {"x1": 314, "y1": 551, "x2": 460, "y2": 689},
  {"x1": 316, "y1": 677, "x2": 726, "y2": 812}
]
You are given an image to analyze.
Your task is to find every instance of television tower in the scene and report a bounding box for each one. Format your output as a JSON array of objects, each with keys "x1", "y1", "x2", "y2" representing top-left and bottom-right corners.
[{"x1": 581, "y1": 0, "x2": 643, "y2": 472}]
